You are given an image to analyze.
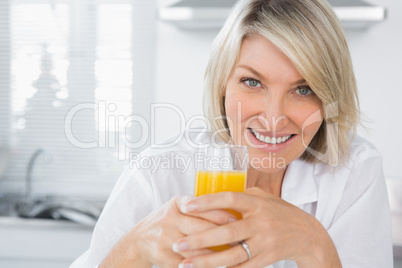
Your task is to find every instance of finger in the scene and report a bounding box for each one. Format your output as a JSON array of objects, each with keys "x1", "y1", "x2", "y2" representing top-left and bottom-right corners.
[
  {"x1": 157, "y1": 254, "x2": 183, "y2": 268},
  {"x1": 174, "y1": 218, "x2": 254, "y2": 252},
  {"x1": 181, "y1": 192, "x2": 255, "y2": 214},
  {"x1": 230, "y1": 254, "x2": 272, "y2": 268},
  {"x1": 175, "y1": 195, "x2": 197, "y2": 213},
  {"x1": 229, "y1": 238, "x2": 277, "y2": 268},
  {"x1": 176, "y1": 195, "x2": 239, "y2": 224},
  {"x1": 179, "y1": 248, "x2": 215, "y2": 259},
  {"x1": 176, "y1": 214, "x2": 218, "y2": 235},
  {"x1": 228, "y1": 241, "x2": 242, "y2": 247},
  {"x1": 187, "y1": 209, "x2": 240, "y2": 224},
  {"x1": 180, "y1": 243, "x2": 250, "y2": 268}
]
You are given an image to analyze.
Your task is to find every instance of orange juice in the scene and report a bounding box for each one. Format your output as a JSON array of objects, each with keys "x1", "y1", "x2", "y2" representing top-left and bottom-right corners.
[{"x1": 194, "y1": 170, "x2": 247, "y2": 251}]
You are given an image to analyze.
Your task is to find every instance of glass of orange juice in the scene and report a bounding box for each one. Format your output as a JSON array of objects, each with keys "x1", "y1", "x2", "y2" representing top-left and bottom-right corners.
[{"x1": 194, "y1": 145, "x2": 248, "y2": 251}]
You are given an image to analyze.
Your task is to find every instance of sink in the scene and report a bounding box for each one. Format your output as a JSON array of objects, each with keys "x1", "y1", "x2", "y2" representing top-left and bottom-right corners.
[
  {"x1": 0, "y1": 208, "x2": 94, "y2": 267},
  {"x1": 0, "y1": 148, "x2": 103, "y2": 226},
  {"x1": 0, "y1": 193, "x2": 102, "y2": 226},
  {"x1": 0, "y1": 194, "x2": 99, "y2": 265},
  {"x1": 0, "y1": 194, "x2": 22, "y2": 217}
]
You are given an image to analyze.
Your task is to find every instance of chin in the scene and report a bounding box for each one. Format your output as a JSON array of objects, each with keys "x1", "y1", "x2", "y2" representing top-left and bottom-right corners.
[
  {"x1": 248, "y1": 152, "x2": 289, "y2": 173},
  {"x1": 250, "y1": 166, "x2": 287, "y2": 175}
]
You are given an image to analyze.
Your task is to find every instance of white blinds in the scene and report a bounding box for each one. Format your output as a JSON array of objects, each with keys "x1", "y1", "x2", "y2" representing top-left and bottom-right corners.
[
  {"x1": 0, "y1": 0, "x2": 156, "y2": 198},
  {"x1": 0, "y1": 0, "x2": 11, "y2": 148}
]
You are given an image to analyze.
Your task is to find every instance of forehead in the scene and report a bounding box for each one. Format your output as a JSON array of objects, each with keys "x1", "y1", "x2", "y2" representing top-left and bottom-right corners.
[
  {"x1": 239, "y1": 34, "x2": 284, "y2": 60},
  {"x1": 237, "y1": 34, "x2": 303, "y2": 82}
]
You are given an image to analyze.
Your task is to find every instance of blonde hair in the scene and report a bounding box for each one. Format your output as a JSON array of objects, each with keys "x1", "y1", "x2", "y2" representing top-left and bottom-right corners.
[{"x1": 203, "y1": 0, "x2": 360, "y2": 166}]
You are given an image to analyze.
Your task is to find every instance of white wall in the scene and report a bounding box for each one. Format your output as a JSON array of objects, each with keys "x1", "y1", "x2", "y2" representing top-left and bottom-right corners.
[
  {"x1": 345, "y1": 0, "x2": 402, "y2": 179},
  {"x1": 155, "y1": 0, "x2": 402, "y2": 179}
]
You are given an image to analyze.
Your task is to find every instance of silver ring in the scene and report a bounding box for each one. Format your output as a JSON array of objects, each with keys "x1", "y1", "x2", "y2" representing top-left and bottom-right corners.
[{"x1": 241, "y1": 241, "x2": 251, "y2": 260}]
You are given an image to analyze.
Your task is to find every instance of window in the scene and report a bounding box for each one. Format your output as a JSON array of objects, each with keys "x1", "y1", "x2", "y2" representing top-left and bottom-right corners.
[{"x1": 0, "y1": 0, "x2": 156, "y2": 198}]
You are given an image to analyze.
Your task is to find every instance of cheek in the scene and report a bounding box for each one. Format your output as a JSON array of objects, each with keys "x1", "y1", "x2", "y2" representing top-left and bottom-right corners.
[
  {"x1": 224, "y1": 91, "x2": 258, "y2": 145},
  {"x1": 291, "y1": 104, "x2": 323, "y2": 138},
  {"x1": 225, "y1": 92, "x2": 258, "y2": 127},
  {"x1": 224, "y1": 94, "x2": 240, "y2": 139}
]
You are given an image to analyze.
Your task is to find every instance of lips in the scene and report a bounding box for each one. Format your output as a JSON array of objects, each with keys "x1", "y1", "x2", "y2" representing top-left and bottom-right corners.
[
  {"x1": 246, "y1": 128, "x2": 297, "y2": 152},
  {"x1": 249, "y1": 128, "x2": 294, "y2": 145}
]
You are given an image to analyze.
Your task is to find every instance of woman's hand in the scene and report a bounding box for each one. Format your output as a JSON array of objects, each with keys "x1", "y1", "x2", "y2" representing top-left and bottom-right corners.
[
  {"x1": 174, "y1": 187, "x2": 341, "y2": 268},
  {"x1": 99, "y1": 196, "x2": 239, "y2": 268}
]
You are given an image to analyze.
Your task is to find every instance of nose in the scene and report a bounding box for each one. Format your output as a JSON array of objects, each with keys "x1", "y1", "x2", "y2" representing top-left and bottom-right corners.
[{"x1": 258, "y1": 93, "x2": 289, "y2": 132}]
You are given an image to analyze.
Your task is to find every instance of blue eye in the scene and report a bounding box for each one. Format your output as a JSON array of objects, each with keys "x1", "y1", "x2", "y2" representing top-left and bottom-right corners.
[
  {"x1": 296, "y1": 86, "x2": 313, "y2": 96},
  {"x1": 243, "y1": 78, "x2": 261, "y2": 87}
]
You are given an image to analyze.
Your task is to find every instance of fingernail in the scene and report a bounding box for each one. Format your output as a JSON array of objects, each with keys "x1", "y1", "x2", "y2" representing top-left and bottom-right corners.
[
  {"x1": 178, "y1": 261, "x2": 195, "y2": 268},
  {"x1": 180, "y1": 196, "x2": 197, "y2": 213},
  {"x1": 228, "y1": 217, "x2": 237, "y2": 223},
  {"x1": 172, "y1": 240, "x2": 189, "y2": 252},
  {"x1": 184, "y1": 202, "x2": 198, "y2": 213}
]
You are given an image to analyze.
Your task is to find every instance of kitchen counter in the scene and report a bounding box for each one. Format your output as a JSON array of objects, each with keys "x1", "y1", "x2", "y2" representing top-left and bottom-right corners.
[
  {"x1": 0, "y1": 215, "x2": 94, "y2": 229},
  {"x1": 0, "y1": 216, "x2": 93, "y2": 268},
  {"x1": 0, "y1": 205, "x2": 401, "y2": 266}
]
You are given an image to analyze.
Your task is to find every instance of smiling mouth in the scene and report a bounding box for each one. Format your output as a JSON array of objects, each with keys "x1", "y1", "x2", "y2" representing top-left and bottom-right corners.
[{"x1": 248, "y1": 128, "x2": 295, "y2": 145}]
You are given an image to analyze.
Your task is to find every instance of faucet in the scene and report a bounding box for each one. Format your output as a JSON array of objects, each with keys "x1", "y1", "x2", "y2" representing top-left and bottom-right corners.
[
  {"x1": 26, "y1": 149, "x2": 46, "y2": 198},
  {"x1": 16, "y1": 149, "x2": 101, "y2": 223}
]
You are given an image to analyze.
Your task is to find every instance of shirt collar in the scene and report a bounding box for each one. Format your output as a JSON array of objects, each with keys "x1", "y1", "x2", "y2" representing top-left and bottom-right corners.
[{"x1": 281, "y1": 158, "x2": 318, "y2": 207}]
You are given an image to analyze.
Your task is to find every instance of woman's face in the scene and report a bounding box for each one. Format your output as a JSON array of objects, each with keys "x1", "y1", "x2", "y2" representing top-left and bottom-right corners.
[{"x1": 224, "y1": 34, "x2": 323, "y2": 173}]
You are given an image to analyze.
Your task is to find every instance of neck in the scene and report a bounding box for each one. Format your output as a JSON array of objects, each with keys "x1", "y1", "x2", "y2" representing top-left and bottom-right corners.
[{"x1": 246, "y1": 166, "x2": 286, "y2": 197}]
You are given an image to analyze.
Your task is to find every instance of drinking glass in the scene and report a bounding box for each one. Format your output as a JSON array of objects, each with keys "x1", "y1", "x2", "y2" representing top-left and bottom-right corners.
[{"x1": 194, "y1": 145, "x2": 248, "y2": 251}]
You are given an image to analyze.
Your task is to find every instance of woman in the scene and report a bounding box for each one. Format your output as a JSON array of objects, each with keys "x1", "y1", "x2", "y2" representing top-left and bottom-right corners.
[{"x1": 71, "y1": 0, "x2": 393, "y2": 267}]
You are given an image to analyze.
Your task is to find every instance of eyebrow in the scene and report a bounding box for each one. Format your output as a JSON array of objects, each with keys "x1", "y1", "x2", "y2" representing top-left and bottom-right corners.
[
  {"x1": 236, "y1": 64, "x2": 264, "y2": 79},
  {"x1": 236, "y1": 64, "x2": 307, "y2": 85}
]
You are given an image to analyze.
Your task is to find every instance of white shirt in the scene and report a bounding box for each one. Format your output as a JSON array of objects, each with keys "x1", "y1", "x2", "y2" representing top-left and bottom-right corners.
[{"x1": 71, "y1": 129, "x2": 393, "y2": 268}]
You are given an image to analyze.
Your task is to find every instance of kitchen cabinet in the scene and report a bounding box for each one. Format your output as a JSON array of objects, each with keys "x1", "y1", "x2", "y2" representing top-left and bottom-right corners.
[{"x1": 158, "y1": 0, "x2": 387, "y2": 30}]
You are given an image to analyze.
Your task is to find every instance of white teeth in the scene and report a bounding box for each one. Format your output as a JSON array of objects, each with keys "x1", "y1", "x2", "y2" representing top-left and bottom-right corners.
[{"x1": 250, "y1": 129, "x2": 292, "y2": 145}]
